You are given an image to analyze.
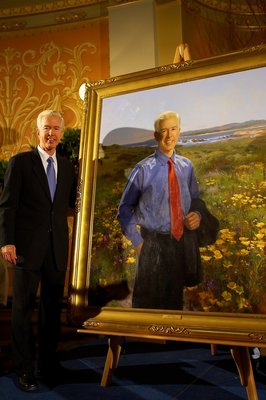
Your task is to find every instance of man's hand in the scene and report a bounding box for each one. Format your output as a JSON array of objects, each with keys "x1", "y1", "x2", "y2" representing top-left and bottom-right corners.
[
  {"x1": 1, "y1": 244, "x2": 17, "y2": 264},
  {"x1": 184, "y1": 212, "x2": 201, "y2": 231}
]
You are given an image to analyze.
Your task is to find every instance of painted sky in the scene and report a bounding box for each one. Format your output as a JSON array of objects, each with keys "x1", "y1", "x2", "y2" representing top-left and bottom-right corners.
[{"x1": 100, "y1": 67, "x2": 266, "y2": 143}]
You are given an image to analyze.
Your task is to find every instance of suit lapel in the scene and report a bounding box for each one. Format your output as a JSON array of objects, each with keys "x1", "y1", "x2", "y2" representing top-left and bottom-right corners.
[
  {"x1": 32, "y1": 148, "x2": 52, "y2": 201},
  {"x1": 54, "y1": 155, "x2": 65, "y2": 202}
]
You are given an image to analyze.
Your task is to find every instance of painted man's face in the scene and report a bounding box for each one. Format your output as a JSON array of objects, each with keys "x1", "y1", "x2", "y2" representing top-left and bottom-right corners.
[{"x1": 154, "y1": 116, "x2": 180, "y2": 157}]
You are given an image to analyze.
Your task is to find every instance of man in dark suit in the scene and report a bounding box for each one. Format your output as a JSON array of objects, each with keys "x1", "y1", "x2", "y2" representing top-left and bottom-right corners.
[{"x1": 0, "y1": 110, "x2": 76, "y2": 391}]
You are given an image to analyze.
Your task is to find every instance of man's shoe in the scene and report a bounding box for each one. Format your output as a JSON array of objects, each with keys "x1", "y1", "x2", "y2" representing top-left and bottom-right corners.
[{"x1": 17, "y1": 371, "x2": 38, "y2": 392}]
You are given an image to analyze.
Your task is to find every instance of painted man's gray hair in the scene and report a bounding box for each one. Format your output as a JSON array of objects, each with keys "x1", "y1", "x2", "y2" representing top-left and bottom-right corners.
[{"x1": 154, "y1": 111, "x2": 180, "y2": 132}]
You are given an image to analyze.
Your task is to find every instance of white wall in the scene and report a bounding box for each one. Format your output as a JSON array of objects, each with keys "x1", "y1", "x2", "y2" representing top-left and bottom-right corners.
[{"x1": 108, "y1": 0, "x2": 157, "y2": 77}]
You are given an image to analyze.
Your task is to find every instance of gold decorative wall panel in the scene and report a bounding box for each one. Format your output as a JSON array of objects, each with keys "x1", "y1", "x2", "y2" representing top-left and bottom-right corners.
[{"x1": 0, "y1": 21, "x2": 109, "y2": 160}]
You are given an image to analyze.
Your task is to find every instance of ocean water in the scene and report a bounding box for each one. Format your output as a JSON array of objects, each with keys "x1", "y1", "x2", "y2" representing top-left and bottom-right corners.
[{"x1": 179, "y1": 126, "x2": 265, "y2": 146}]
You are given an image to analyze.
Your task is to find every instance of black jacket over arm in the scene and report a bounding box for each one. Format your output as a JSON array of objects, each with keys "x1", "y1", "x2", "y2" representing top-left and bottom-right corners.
[{"x1": 184, "y1": 198, "x2": 220, "y2": 286}]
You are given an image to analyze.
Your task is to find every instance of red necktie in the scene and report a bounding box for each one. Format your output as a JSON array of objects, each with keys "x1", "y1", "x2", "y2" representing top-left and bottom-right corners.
[{"x1": 168, "y1": 159, "x2": 183, "y2": 240}]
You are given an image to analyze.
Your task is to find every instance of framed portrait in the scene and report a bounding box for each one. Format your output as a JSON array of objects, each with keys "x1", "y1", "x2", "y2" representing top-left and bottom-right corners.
[{"x1": 69, "y1": 44, "x2": 266, "y2": 349}]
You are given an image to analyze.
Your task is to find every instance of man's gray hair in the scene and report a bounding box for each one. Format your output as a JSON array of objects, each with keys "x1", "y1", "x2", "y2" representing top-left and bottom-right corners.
[{"x1": 37, "y1": 110, "x2": 64, "y2": 130}]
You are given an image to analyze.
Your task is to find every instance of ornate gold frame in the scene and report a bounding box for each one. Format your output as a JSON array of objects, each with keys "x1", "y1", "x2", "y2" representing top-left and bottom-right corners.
[{"x1": 68, "y1": 44, "x2": 266, "y2": 349}]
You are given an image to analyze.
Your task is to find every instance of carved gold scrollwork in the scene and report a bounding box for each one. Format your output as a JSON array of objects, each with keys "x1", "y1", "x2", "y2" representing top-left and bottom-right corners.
[
  {"x1": 55, "y1": 12, "x2": 87, "y2": 24},
  {"x1": 83, "y1": 320, "x2": 103, "y2": 328},
  {"x1": 149, "y1": 325, "x2": 191, "y2": 336},
  {"x1": 0, "y1": 21, "x2": 27, "y2": 31},
  {"x1": 249, "y1": 332, "x2": 265, "y2": 341},
  {"x1": 88, "y1": 77, "x2": 117, "y2": 88},
  {"x1": 159, "y1": 60, "x2": 194, "y2": 72},
  {"x1": 75, "y1": 177, "x2": 83, "y2": 214}
]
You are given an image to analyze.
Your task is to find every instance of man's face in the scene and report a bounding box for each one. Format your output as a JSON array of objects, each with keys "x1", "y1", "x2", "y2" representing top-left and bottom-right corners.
[
  {"x1": 154, "y1": 116, "x2": 180, "y2": 157},
  {"x1": 37, "y1": 115, "x2": 64, "y2": 155}
]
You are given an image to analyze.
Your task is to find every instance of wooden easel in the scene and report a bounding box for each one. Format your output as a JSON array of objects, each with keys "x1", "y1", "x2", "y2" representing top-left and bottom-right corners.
[
  {"x1": 78, "y1": 307, "x2": 266, "y2": 400},
  {"x1": 100, "y1": 336, "x2": 258, "y2": 400}
]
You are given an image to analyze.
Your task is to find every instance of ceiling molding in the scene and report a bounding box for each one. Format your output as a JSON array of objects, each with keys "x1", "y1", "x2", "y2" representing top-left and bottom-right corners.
[
  {"x1": 0, "y1": 0, "x2": 139, "y2": 34},
  {"x1": 0, "y1": 0, "x2": 140, "y2": 18}
]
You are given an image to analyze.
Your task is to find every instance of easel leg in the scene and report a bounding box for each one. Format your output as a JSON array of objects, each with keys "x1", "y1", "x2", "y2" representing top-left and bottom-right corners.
[
  {"x1": 210, "y1": 344, "x2": 217, "y2": 355},
  {"x1": 230, "y1": 346, "x2": 258, "y2": 400},
  {"x1": 101, "y1": 336, "x2": 123, "y2": 387}
]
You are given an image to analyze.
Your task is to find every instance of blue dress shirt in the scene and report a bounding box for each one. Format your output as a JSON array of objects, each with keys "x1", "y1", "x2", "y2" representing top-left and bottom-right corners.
[{"x1": 117, "y1": 149, "x2": 200, "y2": 247}]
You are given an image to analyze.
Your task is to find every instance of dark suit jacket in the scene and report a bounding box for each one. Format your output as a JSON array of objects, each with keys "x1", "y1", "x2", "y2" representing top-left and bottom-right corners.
[{"x1": 0, "y1": 148, "x2": 76, "y2": 271}]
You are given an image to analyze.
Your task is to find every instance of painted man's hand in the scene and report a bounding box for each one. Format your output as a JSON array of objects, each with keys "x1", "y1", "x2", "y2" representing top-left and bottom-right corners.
[{"x1": 184, "y1": 212, "x2": 201, "y2": 231}]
